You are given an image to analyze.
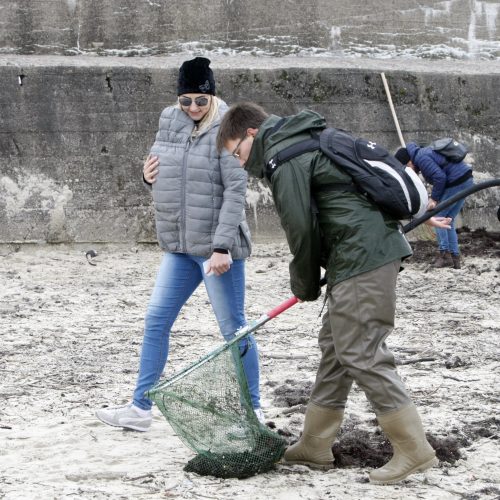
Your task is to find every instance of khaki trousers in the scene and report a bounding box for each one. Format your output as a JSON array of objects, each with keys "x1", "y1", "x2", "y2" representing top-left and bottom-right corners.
[{"x1": 310, "y1": 260, "x2": 412, "y2": 415}]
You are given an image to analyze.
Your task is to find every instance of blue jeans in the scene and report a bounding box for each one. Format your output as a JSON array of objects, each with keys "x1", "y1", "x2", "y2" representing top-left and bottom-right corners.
[
  {"x1": 434, "y1": 177, "x2": 474, "y2": 255},
  {"x1": 132, "y1": 252, "x2": 260, "y2": 410}
]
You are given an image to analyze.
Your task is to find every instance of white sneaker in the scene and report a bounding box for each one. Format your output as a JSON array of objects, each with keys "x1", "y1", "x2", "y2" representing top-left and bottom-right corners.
[
  {"x1": 254, "y1": 408, "x2": 266, "y2": 425},
  {"x1": 96, "y1": 403, "x2": 152, "y2": 432}
]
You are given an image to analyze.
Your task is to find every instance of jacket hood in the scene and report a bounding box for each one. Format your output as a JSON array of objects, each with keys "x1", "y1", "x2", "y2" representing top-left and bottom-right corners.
[
  {"x1": 405, "y1": 142, "x2": 420, "y2": 163},
  {"x1": 245, "y1": 110, "x2": 327, "y2": 178}
]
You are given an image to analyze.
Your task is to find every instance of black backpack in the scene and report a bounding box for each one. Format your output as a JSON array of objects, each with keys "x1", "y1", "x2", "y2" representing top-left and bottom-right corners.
[
  {"x1": 428, "y1": 137, "x2": 469, "y2": 163},
  {"x1": 265, "y1": 126, "x2": 428, "y2": 220}
]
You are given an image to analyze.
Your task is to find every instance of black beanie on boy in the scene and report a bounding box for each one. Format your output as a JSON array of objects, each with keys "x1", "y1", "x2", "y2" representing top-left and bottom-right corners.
[
  {"x1": 177, "y1": 57, "x2": 216, "y2": 96},
  {"x1": 395, "y1": 147, "x2": 411, "y2": 165}
]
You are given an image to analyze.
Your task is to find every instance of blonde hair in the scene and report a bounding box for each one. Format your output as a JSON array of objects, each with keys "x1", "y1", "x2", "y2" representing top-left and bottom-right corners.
[{"x1": 175, "y1": 95, "x2": 221, "y2": 135}]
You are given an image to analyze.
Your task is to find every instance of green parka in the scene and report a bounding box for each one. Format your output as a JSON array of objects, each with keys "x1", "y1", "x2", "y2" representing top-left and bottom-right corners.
[{"x1": 245, "y1": 110, "x2": 412, "y2": 301}]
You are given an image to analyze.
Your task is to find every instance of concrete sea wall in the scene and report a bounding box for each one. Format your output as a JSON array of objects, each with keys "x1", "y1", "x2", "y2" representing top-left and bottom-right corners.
[
  {"x1": 0, "y1": 0, "x2": 499, "y2": 243},
  {"x1": 0, "y1": 55, "x2": 499, "y2": 243}
]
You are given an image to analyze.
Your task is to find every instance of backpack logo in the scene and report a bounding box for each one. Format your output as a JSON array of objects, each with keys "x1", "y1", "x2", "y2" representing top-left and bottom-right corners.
[{"x1": 367, "y1": 141, "x2": 376, "y2": 150}]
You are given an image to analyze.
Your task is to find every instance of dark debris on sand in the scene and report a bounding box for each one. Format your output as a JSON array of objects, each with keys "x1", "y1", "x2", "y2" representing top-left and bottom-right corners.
[
  {"x1": 409, "y1": 229, "x2": 500, "y2": 263},
  {"x1": 274, "y1": 391, "x2": 500, "y2": 469}
]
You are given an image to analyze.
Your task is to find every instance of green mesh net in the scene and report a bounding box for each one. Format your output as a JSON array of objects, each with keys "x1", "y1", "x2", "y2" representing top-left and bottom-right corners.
[{"x1": 147, "y1": 339, "x2": 286, "y2": 478}]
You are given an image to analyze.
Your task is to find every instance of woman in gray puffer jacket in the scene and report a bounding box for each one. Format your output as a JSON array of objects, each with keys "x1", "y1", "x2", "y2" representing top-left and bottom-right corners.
[{"x1": 96, "y1": 58, "x2": 263, "y2": 431}]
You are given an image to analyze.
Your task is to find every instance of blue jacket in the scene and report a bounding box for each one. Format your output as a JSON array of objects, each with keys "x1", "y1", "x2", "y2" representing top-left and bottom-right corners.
[{"x1": 406, "y1": 142, "x2": 473, "y2": 202}]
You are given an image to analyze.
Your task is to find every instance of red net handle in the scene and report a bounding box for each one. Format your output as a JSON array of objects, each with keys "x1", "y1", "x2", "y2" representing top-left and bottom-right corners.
[
  {"x1": 265, "y1": 278, "x2": 326, "y2": 320},
  {"x1": 266, "y1": 296, "x2": 299, "y2": 319}
]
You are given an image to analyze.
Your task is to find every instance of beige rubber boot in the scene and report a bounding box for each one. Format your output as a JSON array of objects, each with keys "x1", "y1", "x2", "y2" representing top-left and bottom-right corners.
[
  {"x1": 369, "y1": 404, "x2": 438, "y2": 485},
  {"x1": 281, "y1": 402, "x2": 344, "y2": 470}
]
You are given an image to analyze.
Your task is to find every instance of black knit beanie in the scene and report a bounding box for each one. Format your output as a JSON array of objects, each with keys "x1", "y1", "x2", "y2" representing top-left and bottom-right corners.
[
  {"x1": 177, "y1": 57, "x2": 216, "y2": 96},
  {"x1": 395, "y1": 147, "x2": 411, "y2": 165}
]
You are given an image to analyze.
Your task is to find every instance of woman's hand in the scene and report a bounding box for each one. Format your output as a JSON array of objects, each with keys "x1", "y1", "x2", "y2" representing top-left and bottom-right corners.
[
  {"x1": 427, "y1": 198, "x2": 437, "y2": 210},
  {"x1": 425, "y1": 216, "x2": 452, "y2": 229},
  {"x1": 143, "y1": 154, "x2": 159, "y2": 184},
  {"x1": 206, "y1": 252, "x2": 232, "y2": 276}
]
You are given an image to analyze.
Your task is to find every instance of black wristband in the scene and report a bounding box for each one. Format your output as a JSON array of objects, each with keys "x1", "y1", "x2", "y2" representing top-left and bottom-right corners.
[{"x1": 213, "y1": 248, "x2": 229, "y2": 254}]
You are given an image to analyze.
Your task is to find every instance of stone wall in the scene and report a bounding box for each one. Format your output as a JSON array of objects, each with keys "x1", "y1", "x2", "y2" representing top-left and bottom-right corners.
[
  {"x1": 0, "y1": 55, "x2": 498, "y2": 243},
  {"x1": 1, "y1": 0, "x2": 499, "y2": 243}
]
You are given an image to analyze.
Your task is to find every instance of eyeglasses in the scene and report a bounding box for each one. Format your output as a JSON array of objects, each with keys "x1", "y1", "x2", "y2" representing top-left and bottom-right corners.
[
  {"x1": 179, "y1": 96, "x2": 210, "y2": 107},
  {"x1": 231, "y1": 135, "x2": 248, "y2": 159}
]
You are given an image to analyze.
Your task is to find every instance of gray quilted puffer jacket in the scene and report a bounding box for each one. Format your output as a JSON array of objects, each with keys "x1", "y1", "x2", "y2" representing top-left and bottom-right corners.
[{"x1": 148, "y1": 100, "x2": 252, "y2": 259}]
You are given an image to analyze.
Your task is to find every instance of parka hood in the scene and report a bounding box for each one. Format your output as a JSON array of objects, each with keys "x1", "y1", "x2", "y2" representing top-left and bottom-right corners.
[{"x1": 245, "y1": 110, "x2": 327, "y2": 178}]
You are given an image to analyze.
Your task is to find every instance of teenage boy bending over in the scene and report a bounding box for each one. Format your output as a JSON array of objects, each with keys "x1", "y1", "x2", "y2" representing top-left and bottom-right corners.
[{"x1": 217, "y1": 102, "x2": 438, "y2": 485}]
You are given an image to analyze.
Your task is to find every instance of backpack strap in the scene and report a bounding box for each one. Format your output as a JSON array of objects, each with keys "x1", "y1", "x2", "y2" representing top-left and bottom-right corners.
[
  {"x1": 263, "y1": 117, "x2": 321, "y2": 180},
  {"x1": 314, "y1": 183, "x2": 358, "y2": 194},
  {"x1": 263, "y1": 122, "x2": 359, "y2": 195},
  {"x1": 264, "y1": 130, "x2": 358, "y2": 196},
  {"x1": 265, "y1": 136, "x2": 320, "y2": 180}
]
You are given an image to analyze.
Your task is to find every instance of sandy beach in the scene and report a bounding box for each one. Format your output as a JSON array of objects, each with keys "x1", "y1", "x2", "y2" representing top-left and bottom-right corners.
[{"x1": 0, "y1": 237, "x2": 499, "y2": 499}]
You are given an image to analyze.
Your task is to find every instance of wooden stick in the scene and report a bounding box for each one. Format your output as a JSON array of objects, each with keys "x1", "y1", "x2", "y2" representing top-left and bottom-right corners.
[
  {"x1": 263, "y1": 352, "x2": 308, "y2": 360},
  {"x1": 381, "y1": 72, "x2": 406, "y2": 148},
  {"x1": 396, "y1": 357, "x2": 437, "y2": 365},
  {"x1": 281, "y1": 404, "x2": 306, "y2": 415}
]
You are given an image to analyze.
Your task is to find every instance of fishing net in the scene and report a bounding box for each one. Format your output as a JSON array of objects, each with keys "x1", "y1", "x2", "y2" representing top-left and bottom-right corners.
[{"x1": 147, "y1": 338, "x2": 286, "y2": 479}]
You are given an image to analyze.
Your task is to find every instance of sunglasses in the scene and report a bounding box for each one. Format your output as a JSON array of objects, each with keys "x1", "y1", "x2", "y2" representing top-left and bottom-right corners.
[{"x1": 179, "y1": 96, "x2": 210, "y2": 107}]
